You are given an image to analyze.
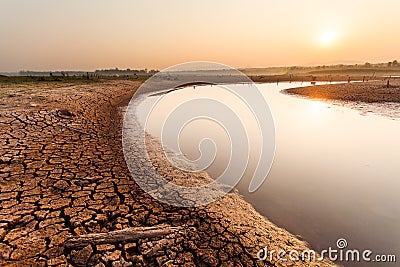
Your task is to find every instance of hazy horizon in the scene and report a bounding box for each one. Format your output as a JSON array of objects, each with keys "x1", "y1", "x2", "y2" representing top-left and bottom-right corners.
[
  {"x1": 1, "y1": 0, "x2": 400, "y2": 72},
  {"x1": 0, "y1": 59, "x2": 394, "y2": 74}
]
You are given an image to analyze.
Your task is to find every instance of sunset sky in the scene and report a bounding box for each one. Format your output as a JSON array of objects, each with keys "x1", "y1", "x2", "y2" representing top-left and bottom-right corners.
[{"x1": 1, "y1": 0, "x2": 400, "y2": 72}]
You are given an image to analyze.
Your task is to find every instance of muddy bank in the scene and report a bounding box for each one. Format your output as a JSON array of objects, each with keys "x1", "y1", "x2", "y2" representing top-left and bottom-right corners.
[
  {"x1": 0, "y1": 81, "x2": 334, "y2": 266},
  {"x1": 283, "y1": 81, "x2": 400, "y2": 119},
  {"x1": 284, "y1": 80, "x2": 400, "y2": 103}
]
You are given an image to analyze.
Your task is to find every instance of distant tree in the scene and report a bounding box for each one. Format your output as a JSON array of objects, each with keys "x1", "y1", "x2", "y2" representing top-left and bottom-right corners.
[
  {"x1": 364, "y1": 62, "x2": 371, "y2": 67},
  {"x1": 388, "y1": 61, "x2": 393, "y2": 67},
  {"x1": 393, "y1": 60, "x2": 398, "y2": 66}
]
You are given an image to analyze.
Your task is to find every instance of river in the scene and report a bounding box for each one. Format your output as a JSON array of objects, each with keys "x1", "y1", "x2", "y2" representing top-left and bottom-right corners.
[{"x1": 134, "y1": 82, "x2": 400, "y2": 265}]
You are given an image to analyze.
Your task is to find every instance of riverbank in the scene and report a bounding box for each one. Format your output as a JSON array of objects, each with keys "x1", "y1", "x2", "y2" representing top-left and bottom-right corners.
[
  {"x1": 283, "y1": 80, "x2": 400, "y2": 119},
  {"x1": 283, "y1": 80, "x2": 400, "y2": 103},
  {"x1": 0, "y1": 80, "x2": 335, "y2": 266}
]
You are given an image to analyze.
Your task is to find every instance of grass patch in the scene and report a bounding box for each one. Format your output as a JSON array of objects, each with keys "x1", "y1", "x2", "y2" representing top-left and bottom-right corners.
[{"x1": 0, "y1": 75, "x2": 151, "y2": 84}]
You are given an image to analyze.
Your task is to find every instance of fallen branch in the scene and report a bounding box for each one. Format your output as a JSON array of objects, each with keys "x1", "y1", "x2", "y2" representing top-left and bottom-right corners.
[{"x1": 65, "y1": 224, "x2": 184, "y2": 249}]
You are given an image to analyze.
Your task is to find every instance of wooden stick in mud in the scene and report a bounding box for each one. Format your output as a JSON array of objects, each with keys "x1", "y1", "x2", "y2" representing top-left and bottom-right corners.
[{"x1": 64, "y1": 224, "x2": 184, "y2": 248}]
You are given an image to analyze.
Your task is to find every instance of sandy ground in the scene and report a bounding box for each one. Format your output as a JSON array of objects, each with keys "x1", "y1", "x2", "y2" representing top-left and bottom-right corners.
[{"x1": 0, "y1": 81, "x2": 335, "y2": 266}]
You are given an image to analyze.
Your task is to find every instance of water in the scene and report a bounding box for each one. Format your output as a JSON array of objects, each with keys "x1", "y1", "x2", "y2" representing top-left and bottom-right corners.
[{"x1": 135, "y1": 82, "x2": 400, "y2": 265}]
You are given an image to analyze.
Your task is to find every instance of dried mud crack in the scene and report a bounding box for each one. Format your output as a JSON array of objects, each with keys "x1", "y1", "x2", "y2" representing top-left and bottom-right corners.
[{"x1": 0, "y1": 81, "x2": 335, "y2": 266}]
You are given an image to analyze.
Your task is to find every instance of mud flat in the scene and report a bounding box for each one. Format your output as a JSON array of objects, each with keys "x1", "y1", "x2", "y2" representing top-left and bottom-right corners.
[
  {"x1": 284, "y1": 80, "x2": 400, "y2": 103},
  {"x1": 284, "y1": 80, "x2": 400, "y2": 118},
  {"x1": 0, "y1": 80, "x2": 334, "y2": 266}
]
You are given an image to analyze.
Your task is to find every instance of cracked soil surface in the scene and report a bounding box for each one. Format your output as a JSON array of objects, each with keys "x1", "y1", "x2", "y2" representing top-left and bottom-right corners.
[{"x1": 0, "y1": 80, "x2": 335, "y2": 267}]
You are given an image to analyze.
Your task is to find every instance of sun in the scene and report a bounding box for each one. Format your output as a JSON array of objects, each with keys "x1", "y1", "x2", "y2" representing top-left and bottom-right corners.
[{"x1": 319, "y1": 31, "x2": 336, "y2": 45}]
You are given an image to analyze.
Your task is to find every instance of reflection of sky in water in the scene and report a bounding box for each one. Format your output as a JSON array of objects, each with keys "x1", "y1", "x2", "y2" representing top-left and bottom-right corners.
[{"x1": 136, "y1": 82, "x2": 400, "y2": 263}]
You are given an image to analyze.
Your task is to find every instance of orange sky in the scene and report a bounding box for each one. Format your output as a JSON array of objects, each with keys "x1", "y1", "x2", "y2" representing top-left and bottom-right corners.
[{"x1": 1, "y1": 0, "x2": 400, "y2": 71}]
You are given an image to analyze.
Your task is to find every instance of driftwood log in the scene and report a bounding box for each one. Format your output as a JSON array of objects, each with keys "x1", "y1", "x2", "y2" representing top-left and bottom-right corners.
[{"x1": 65, "y1": 224, "x2": 184, "y2": 249}]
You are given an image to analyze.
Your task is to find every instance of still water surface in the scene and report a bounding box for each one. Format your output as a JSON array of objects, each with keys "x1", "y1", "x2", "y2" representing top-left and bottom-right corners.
[{"x1": 136, "y1": 82, "x2": 400, "y2": 263}]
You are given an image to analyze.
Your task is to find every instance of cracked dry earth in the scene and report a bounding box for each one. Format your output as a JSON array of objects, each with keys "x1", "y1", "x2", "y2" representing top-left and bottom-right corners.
[{"x1": 0, "y1": 81, "x2": 335, "y2": 267}]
